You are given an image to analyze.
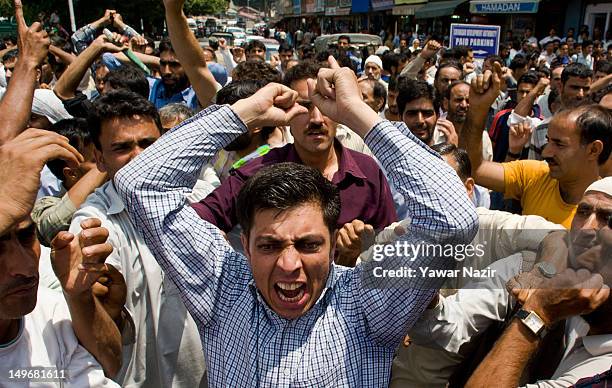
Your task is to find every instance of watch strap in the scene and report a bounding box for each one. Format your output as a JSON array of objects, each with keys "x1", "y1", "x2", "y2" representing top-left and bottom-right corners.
[{"x1": 516, "y1": 308, "x2": 548, "y2": 338}]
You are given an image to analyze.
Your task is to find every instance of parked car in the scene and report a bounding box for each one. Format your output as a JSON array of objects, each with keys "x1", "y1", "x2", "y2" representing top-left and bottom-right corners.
[
  {"x1": 314, "y1": 33, "x2": 382, "y2": 53},
  {"x1": 209, "y1": 32, "x2": 235, "y2": 46},
  {"x1": 261, "y1": 38, "x2": 280, "y2": 61}
]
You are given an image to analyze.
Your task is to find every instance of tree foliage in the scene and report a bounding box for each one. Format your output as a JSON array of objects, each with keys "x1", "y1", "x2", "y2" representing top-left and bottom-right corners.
[{"x1": 185, "y1": 0, "x2": 228, "y2": 16}]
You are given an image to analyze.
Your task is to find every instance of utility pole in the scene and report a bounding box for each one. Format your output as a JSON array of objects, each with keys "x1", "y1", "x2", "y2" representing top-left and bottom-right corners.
[{"x1": 67, "y1": 0, "x2": 76, "y2": 32}]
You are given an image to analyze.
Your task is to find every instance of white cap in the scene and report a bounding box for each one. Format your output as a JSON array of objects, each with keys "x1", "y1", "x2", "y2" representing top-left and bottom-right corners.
[
  {"x1": 375, "y1": 46, "x2": 389, "y2": 55},
  {"x1": 364, "y1": 55, "x2": 383, "y2": 69},
  {"x1": 585, "y1": 177, "x2": 612, "y2": 198}
]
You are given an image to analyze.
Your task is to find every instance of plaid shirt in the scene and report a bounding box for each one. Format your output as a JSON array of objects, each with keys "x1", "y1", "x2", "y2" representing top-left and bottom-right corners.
[
  {"x1": 115, "y1": 105, "x2": 478, "y2": 387},
  {"x1": 71, "y1": 23, "x2": 140, "y2": 54}
]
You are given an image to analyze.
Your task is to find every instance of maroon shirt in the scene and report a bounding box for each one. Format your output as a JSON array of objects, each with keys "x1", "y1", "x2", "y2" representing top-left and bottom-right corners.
[{"x1": 192, "y1": 140, "x2": 398, "y2": 232}]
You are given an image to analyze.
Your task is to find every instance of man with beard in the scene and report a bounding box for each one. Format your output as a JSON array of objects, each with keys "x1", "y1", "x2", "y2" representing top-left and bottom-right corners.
[
  {"x1": 192, "y1": 61, "x2": 397, "y2": 260},
  {"x1": 384, "y1": 77, "x2": 400, "y2": 121},
  {"x1": 398, "y1": 178, "x2": 612, "y2": 388},
  {"x1": 462, "y1": 63, "x2": 610, "y2": 228},
  {"x1": 397, "y1": 78, "x2": 439, "y2": 146},
  {"x1": 465, "y1": 178, "x2": 612, "y2": 387}
]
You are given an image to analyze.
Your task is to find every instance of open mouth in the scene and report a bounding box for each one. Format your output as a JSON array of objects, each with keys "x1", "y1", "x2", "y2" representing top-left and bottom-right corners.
[{"x1": 275, "y1": 282, "x2": 306, "y2": 303}]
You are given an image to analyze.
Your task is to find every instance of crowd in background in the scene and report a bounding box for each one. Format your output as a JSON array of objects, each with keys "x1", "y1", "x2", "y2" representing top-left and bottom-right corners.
[{"x1": 0, "y1": 0, "x2": 611, "y2": 386}]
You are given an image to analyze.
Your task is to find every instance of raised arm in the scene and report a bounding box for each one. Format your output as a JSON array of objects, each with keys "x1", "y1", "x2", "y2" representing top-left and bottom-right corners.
[
  {"x1": 51, "y1": 218, "x2": 125, "y2": 377},
  {"x1": 163, "y1": 0, "x2": 219, "y2": 107},
  {"x1": 513, "y1": 76, "x2": 548, "y2": 118},
  {"x1": 54, "y1": 34, "x2": 126, "y2": 100},
  {"x1": 310, "y1": 58, "x2": 478, "y2": 346},
  {"x1": 0, "y1": 0, "x2": 49, "y2": 144},
  {"x1": 114, "y1": 84, "x2": 307, "y2": 327},
  {"x1": 458, "y1": 63, "x2": 506, "y2": 193},
  {"x1": 399, "y1": 40, "x2": 440, "y2": 79}
]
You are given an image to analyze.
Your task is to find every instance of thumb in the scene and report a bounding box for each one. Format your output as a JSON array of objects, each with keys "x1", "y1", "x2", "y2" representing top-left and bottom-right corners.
[
  {"x1": 492, "y1": 62, "x2": 503, "y2": 91},
  {"x1": 51, "y1": 231, "x2": 75, "y2": 251},
  {"x1": 307, "y1": 78, "x2": 324, "y2": 107}
]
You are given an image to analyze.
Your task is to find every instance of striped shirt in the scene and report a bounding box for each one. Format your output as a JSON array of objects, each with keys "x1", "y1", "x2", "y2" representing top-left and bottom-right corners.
[{"x1": 115, "y1": 104, "x2": 478, "y2": 387}]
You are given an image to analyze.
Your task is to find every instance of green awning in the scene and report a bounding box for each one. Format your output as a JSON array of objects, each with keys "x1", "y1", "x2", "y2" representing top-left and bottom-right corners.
[{"x1": 415, "y1": 0, "x2": 467, "y2": 18}]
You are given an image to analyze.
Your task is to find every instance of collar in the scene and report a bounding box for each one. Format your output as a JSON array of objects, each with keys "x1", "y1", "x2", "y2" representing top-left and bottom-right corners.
[
  {"x1": 566, "y1": 316, "x2": 612, "y2": 357},
  {"x1": 103, "y1": 181, "x2": 126, "y2": 215},
  {"x1": 285, "y1": 139, "x2": 367, "y2": 184}
]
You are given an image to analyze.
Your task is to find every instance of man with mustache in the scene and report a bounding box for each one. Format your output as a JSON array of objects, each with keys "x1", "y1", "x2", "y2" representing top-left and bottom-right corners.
[
  {"x1": 192, "y1": 61, "x2": 398, "y2": 264},
  {"x1": 0, "y1": 128, "x2": 124, "y2": 385},
  {"x1": 461, "y1": 63, "x2": 611, "y2": 229},
  {"x1": 400, "y1": 178, "x2": 612, "y2": 388}
]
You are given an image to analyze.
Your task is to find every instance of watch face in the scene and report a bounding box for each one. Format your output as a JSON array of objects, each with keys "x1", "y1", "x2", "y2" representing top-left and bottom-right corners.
[{"x1": 524, "y1": 312, "x2": 544, "y2": 333}]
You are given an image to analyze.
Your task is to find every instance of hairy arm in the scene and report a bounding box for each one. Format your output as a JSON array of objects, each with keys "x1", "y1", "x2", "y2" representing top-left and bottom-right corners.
[{"x1": 164, "y1": 0, "x2": 218, "y2": 107}]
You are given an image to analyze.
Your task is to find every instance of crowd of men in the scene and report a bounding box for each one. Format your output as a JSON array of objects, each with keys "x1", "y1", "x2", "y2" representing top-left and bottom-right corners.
[{"x1": 0, "y1": 0, "x2": 611, "y2": 386}]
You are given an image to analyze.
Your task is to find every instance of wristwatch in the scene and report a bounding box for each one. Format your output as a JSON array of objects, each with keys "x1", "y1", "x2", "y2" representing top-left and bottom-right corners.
[{"x1": 516, "y1": 309, "x2": 547, "y2": 338}]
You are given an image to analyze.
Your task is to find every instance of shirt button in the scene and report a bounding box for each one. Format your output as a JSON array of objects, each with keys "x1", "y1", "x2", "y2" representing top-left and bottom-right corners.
[{"x1": 284, "y1": 368, "x2": 291, "y2": 377}]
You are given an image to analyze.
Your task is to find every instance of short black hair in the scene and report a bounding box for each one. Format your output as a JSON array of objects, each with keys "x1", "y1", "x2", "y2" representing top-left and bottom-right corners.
[
  {"x1": 484, "y1": 54, "x2": 503, "y2": 66},
  {"x1": 517, "y1": 71, "x2": 540, "y2": 87},
  {"x1": 444, "y1": 80, "x2": 470, "y2": 101},
  {"x1": 338, "y1": 35, "x2": 350, "y2": 43},
  {"x1": 2, "y1": 48, "x2": 18, "y2": 63},
  {"x1": 236, "y1": 162, "x2": 340, "y2": 236},
  {"x1": 279, "y1": 42, "x2": 293, "y2": 54},
  {"x1": 509, "y1": 54, "x2": 529, "y2": 71},
  {"x1": 88, "y1": 89, "x2": 162, "y2": 149},
  {"x1": 103, "y1": 64, "x2": 149, "y2": 98},
  {"x1": 388, "y1": 76, "x2": 398, "y2": 92},
  {"x1": 396, "y1": 77, "x2": 439, "y2": 116},
  {"x1": 561, "y1": 63, "x2": 593, "y2": 84},
  {"x1": 233, "y1": 60, "x2": 281, "y2": 83},
  {"x1": 382, "y1": 52, "x2": 400, "y2": 73},
  {"x1": 431, "y1": 143, "x2": 472, "y2": 182},
  {"x1": 158, "y1": 37, "x2": 174, "y2": 54},
  {"x1": 595, "y1": 60, "x2": 611, "y2": 75},
  {"x1": 574, "y1": 104, "x2": 612, "y2": 164},
  {"x1": 246, "y1": 39, "x2": 266, "y2": 53},
  {"x1": 283, "y1": 61, "x2": 322, "y2": 87},
  {"x1": 315, "y1": 49, "x2": 355, "y2": 73},
  {"x1": 536, "y1": 64, "x2": 551, "y2": 78},
  {"x1": 47, "y1": 118, "x2": 91, "y2": 181},
  {"x1": 581, "y1": 40, "x2": 593, "y2": 48}
]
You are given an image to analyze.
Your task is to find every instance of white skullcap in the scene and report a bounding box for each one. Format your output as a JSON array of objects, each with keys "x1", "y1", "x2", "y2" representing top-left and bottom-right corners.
[
  {"x1": 32, "y1": 89, "x2": 72, "y2": 124},
  {"x1": 375, "y1": 46, "x2": 389, "y2": 55},
  {"x1": 365, "y1": 55, "x2": 383, "y2": 69},
  {"x1": 585, "y1": 177, "x2": 612, "y2": 198}
]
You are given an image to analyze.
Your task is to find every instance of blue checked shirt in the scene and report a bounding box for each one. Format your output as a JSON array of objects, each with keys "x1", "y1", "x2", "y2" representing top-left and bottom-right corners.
[{"x1": 115, "y1": 105, "x2": 478, "y2": 387}]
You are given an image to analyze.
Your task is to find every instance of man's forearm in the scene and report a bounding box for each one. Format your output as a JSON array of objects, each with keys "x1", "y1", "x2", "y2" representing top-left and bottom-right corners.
[
  {"x1": 399, "y1": 55, "x2": 426, "y2": 79},
  {"x1": 113, "y1": 51, "x2": 160, "y2": 68},
  {"x1": 513, "y1": 90, "x2": 539, "y2": 118},
  {"x1": 67, "y1": 169, "x2": 107, "y2": 209},
  {"x1": 465, "y1": 320, "x2": 539, "y2": 388},
  {"x1": 64, "y1": 293, "x2": 122, "y2": 377},
  {"x1": 458, "y1": 102, "x2": 487, "y2": 175},
  {"x1": 49, "y1": 45, "x2": 76, "y2": 65},
  {"x1": 55, "y1": 42, "x2": 103, "y2": 100},
  {"x1": 0, "y1": 60, "x2": 38, "y2": 144},
  {"x1": 165, "y1": 6, "x2": 217, "y2": 107}
]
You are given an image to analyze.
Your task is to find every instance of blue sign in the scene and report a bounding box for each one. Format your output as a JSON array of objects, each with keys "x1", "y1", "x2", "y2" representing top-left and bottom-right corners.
[
  {"x1": 293, "y1": 0, "x2": 301, "y2": 14},
  {"x1": 450, "y1": 23, "x2": 501, "y2": 59},
  {"x1": 470, "y1": 1, "x2": 539, "y2": 14}
]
